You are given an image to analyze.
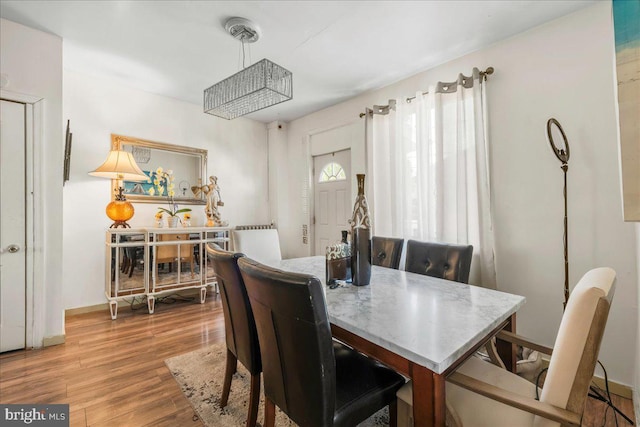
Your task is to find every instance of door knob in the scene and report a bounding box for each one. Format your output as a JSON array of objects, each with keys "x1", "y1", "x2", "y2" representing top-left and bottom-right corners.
[{"x1": 6, "y1": 244, "x2": 20, "y2": 253}]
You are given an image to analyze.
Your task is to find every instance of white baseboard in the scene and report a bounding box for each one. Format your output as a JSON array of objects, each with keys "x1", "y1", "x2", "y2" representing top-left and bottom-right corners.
[
  {"x1": 633, "y1": 388, "x2": 639, "y2": 426},
  {"x1": 42, "y1": 334, "x2": 65, "y2": 347},
  {"x1": 592, "y1": 375, "x2": 633, "y2": 400},
  {"x1": 66, "y1": 302, "x2": 118, "y2": 316},
  {"x1": 65, "y1": 288, "x2": 208, "y2": 317}
]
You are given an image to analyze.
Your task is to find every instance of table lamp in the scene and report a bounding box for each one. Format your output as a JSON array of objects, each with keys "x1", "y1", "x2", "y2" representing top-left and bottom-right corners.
[{"x1": 89, "y1": 150, "x2": 149, "y2": 228}]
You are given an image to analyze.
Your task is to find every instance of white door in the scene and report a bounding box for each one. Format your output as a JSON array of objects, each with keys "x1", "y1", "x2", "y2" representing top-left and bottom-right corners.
[
  {"x1": 0, "y1": 99, "x2": 27, "y2": 352},
  {"x1": 313, "y1": 150, "x2": 351, "y2": 256}
]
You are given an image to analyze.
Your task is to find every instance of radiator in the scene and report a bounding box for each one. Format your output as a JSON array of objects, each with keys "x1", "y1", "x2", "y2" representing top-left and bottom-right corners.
[{"x1": 235, "y1": 223, "x2": 276, "y2": 230}]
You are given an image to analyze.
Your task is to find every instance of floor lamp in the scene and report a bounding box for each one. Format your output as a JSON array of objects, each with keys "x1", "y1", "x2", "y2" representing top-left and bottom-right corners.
[
  {"x1": 546, "y1": 118, "x2": 570, "y2": 310},
  {"x1": 546, "y1": 120, "x2": 632, "y2": 424}
]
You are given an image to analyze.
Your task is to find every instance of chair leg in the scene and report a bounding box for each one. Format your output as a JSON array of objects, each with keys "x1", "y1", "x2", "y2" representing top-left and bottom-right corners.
[
  {"x1": 484, "y1": 338, "x2": 506, "y2": 369},
  {"x1": 128, "y1": 251, "x2": 136, "y2": 278},
  {"x1": 389, "y1": 400, "x2": 398, "y2": 427},
  {"x1": 264, "y1": 397, "x2": 276, "y2": 427},
  {"x1": 246, "y1": 373, "x2": 260, "y2": 427},
  {"x1": 220, "y1": 349, "x2": 237, "y2": 408},
  {"x1": 121, "y1": 253, "x2": 129, "y2": 273}
]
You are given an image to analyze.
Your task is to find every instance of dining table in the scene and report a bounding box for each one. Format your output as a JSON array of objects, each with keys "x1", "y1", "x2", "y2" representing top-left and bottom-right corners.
[{"x1": 266, "y1": 256, "x2": 526, "y2": 427}]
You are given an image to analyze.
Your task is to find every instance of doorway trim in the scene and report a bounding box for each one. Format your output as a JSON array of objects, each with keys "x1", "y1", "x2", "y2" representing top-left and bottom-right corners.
[
  {"x1": 1, "y1": 89, "x2": 44, "y2": 349},
  {"x1": 302, "y1": 119, "x2": 366, "y2": 256}
]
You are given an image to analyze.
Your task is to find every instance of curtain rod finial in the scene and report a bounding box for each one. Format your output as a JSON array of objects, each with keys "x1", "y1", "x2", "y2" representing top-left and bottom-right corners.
[
  {"x1": 484, "y1": 67, "x2": 494, "y2": 75},
  {"x1": 359, "y1": 109, "x2": 373, "y2": 119}
]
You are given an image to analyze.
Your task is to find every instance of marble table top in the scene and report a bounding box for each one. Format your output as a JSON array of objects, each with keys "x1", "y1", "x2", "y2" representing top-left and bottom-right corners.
[{"x1": 268, "y1": 256, "x2": 525, "y2": 374}]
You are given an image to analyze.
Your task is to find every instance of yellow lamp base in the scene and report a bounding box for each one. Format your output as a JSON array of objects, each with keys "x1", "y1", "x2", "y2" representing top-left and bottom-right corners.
[{"x1": 106, "y1": 200, "x2": 135, "y2": 228}]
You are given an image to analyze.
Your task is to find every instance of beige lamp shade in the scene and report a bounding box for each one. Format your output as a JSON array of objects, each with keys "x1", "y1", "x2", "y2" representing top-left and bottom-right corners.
[
  {"x1": 89, "y1": 150, "x2": 148, "y2": 181},
  {"x1": 90, "y1": 150, "x2": 148, "y2": 228}
]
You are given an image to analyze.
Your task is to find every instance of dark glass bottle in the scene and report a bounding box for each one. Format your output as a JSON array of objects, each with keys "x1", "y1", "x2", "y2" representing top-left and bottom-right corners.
[{"x1": 326, "y1": 230, "x2": 351, "y2": 284}]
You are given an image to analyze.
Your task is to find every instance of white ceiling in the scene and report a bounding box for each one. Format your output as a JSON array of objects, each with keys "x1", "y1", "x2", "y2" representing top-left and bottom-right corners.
[{"x1": 1, "y1": 1, "x2": 596, "y2": 123}]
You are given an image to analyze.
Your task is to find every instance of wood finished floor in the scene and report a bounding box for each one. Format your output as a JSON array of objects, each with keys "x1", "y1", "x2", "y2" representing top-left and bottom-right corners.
[{"x1": 0, "y1": 295, "x2": 635, "y2": 427}]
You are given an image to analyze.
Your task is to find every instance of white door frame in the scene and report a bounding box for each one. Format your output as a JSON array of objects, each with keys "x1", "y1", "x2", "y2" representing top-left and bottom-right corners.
[
  {"x1": 302, "y1": 119, "x2": 366, "y2": 256},
  {"x1": 1, "y1": 89, "x2": 45, "y2": 349}
]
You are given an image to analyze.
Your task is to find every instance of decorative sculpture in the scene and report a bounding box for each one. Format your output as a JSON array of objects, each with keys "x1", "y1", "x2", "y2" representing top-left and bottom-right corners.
[{"x1": 192, "y1": 176, "x2": 227, "y2": 227}]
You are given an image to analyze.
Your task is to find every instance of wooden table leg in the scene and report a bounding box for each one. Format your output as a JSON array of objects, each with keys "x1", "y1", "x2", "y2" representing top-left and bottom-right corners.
[
  {"x1": 411, "y1": 364, "x2": 446, "y2": 427},
  {"x1": 496, "y1": 313, "x2": 517, "y2": 373}
]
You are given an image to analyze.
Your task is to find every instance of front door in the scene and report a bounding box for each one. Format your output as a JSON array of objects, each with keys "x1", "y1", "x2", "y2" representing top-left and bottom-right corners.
[
  {"x1": 0, "y1": 99, "x2": 27, "y2": 352},
  {"x1": 313, "y1": 150, "x2": 351, "y2": 256}
]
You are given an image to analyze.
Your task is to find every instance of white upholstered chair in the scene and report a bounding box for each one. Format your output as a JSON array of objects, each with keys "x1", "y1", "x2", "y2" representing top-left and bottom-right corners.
[
  {"x1": 397, "y1": 267, "x2": 616, "y2": 427},
  {"x1": 231, "y1": 229, "x2": 282, "y2": 264}
]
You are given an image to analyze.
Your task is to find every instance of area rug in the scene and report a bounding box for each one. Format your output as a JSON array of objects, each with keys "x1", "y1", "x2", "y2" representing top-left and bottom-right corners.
[{"x1": 165, "y1": 342, "x2": 390, "y2": 427}]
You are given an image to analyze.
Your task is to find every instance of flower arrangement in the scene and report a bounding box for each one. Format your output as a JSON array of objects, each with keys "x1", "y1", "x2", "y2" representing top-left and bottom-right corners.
[
  {"x1": 182, "y1": 212, "x2": 192, "y2": 227},
  {"x1": 154, "y1": 210, "x2": 164, "y2": 227},
  {"x1": 148, "y1": 167, "x2": 191, "y2": 219}
]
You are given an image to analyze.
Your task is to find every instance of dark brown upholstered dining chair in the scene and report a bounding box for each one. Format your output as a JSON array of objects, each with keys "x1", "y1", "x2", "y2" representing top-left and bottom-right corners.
[
  {"x1": 404, "y1": 240, "x2": 473, "y2": 283},
  {"x1": 403, "y1": 240, "x2": 506, "y2": 370},
  {"x1": 238, "y1": 257, "x2": 406, "y2": 427},
  {"x1": 207, "y1": 245, "x2": 261, "y2": 427},
  {"x1": 372, "y1": 236, "x2": 404, "y2": 269}
]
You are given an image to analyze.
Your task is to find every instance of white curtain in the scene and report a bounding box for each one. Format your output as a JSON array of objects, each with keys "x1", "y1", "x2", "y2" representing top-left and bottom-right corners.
[{"x1": 369, "y1": 68, "x2": 496, "y2": 288}]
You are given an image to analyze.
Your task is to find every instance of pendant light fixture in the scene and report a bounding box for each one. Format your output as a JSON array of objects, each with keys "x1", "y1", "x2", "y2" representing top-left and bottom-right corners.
[{"x1": 204, "y1": 17, "x2": 293, "y2": 120}]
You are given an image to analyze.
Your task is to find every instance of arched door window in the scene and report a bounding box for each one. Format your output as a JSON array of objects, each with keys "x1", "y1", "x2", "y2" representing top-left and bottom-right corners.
[{"x1": 318, "y1": 162, "x2": 346, "y2": 183}]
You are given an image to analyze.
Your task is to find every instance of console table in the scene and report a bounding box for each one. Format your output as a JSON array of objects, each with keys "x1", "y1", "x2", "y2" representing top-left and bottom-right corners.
[{"x1": 105, "y1": 227, "x2": 230, "y2": 319}]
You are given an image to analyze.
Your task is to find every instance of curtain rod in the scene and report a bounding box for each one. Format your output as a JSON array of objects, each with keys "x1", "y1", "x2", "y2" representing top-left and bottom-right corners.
[{"x1": 359, "y1": 66, "x2": 494, "y2": 118}]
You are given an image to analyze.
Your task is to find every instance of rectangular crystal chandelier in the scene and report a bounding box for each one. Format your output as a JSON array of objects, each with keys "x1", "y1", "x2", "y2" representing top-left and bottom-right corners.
[{"x1": 203, "y1": 58, "x2": 293, "y2": 120}]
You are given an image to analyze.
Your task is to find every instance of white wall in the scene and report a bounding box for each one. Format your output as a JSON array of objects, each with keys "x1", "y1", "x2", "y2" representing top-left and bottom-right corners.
[
  {"x1": 282, "y1": 2, "x2": 638, "y2": 385},
  {"x1": 62, "y1": 70, "x2": 268, "y2": 310},
  {"x1": 0, "y1": 19, "x2": 64, "y2": 342},
  {"x1": 267, "y1": 121, "x2": 288, "y2": 229}
]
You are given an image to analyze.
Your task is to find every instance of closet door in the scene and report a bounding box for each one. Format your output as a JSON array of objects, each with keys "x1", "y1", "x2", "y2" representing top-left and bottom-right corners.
[{"x1": 0, "y1": 99, "x2": 27, "y2": 352}]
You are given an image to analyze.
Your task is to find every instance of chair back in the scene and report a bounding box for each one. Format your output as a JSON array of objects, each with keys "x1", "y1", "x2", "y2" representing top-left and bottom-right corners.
[
  {"x1": 372, "y1": 236, "x2": 404, "y2": 269},
  {"x1": 232, "y1": 229, "x2": 282, "y2": 264},
  {"x1": 238, "y1": 257, "x2": 336, "y2": 427},
  {"x1": 155, "y1": 233, "x2": 193, "y2": 263},
  {"x1": 207, "y1": 245, "x2": 261, "y2": 375},
  {"x1": 405, "y1": 240, "x2": 473, "y2": 283},
  {"x1": 540, "y1": 268, "x2": 616, "y2": 418}
]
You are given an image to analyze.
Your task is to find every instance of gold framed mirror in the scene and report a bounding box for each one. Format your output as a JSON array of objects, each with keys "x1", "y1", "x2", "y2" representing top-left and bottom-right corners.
[{"x1": 110, "y1": 134, "x2": 207, "y2": 205}]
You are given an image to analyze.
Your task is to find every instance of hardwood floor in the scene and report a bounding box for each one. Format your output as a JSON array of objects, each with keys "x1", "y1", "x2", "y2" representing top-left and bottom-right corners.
[
  {"x1": 0, "y1": 297, "x2": 224, "y2": 427},
  {"x1": 0, "y1": 295, "x2": 636, "y2": 427}
]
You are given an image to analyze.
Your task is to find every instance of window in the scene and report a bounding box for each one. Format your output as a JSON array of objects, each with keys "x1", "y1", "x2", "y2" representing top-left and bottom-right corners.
[{"x1": 318, "y1": 162, "x2": 346, "y2": 183}]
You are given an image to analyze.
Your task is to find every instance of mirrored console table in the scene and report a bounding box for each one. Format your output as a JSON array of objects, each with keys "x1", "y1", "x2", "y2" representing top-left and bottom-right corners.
[{"x1": 105, "y1": 226, "x2": 230, "y2": 319}]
